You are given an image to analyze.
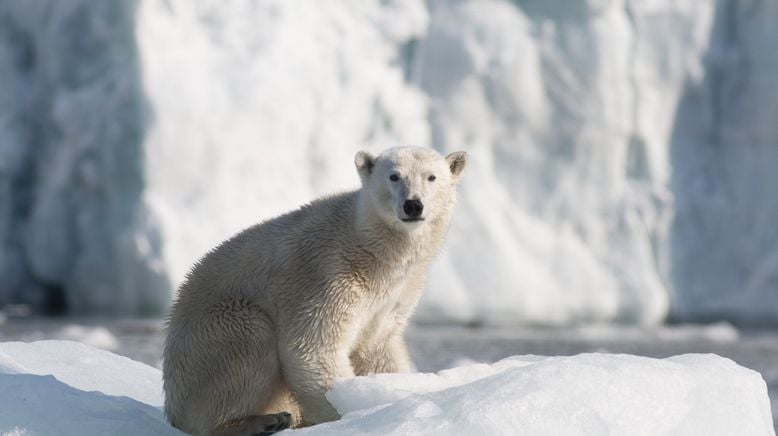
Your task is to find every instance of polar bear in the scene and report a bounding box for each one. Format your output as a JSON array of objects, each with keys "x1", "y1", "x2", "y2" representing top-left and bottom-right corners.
[{"x1": 163, "y1": 146, "x2": 467, "y2": 435}]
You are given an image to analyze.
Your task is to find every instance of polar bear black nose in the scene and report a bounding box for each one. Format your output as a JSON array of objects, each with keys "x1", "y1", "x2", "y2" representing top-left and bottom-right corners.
[{"x1": 403, "y1": 199, "x2": 424, "y2": 218}]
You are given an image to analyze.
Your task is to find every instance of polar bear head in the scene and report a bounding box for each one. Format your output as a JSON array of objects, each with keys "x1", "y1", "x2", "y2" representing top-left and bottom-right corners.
[{"x1": 355, "y1": 146, "x2": 467, "y2": 230}]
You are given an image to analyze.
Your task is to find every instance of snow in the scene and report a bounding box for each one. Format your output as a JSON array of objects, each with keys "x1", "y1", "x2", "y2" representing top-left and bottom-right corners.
[
  {"x1": 0, "y1": 340, "x2": 180, "y2": 435},
  {"x1": 0, "y1": 341, "x2": 773, "y2": 436},
  {"x1": 0, "y1": 341, "x2": 163, "y2": 408},
  {"x1": 2, "y1": 0, "x2": 778, "y2": 325},
  {"x1": 300, "y1": 353, "x2": 775, "y2": 436}
]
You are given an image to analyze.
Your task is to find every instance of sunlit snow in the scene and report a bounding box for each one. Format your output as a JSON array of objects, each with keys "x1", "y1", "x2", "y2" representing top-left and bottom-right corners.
[{"x1": 0, "y1": 341, "x2": 773, "y2": 436}]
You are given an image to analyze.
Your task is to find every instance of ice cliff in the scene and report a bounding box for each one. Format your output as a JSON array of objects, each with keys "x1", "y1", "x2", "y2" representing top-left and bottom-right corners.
[
  {"x1": 1, "y1": 0, "x2": 777, "y2": 325},
  {"x1": 0, "y1": 2, "x2": 168, "y2": 313}
]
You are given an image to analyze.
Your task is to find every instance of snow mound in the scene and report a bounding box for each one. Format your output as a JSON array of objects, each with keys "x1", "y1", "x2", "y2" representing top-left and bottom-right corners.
[
  {"x1": 295, "y1": 354, "x2": 775, "y2": 436},
  {"x1": 0, "y1": 342, "x2": 773, "y2": 436},
  {"x1": 0, "y1": 341, "x2": 180, "y2": 436}
]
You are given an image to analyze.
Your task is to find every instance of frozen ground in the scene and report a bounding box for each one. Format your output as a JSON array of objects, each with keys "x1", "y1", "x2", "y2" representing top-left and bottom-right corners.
[{"x1": 0, "y1": 318, "x2": 776, "y2": 432}]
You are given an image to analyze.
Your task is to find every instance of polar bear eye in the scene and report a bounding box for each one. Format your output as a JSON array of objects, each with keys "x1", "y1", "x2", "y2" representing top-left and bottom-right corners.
[
  {"x1": 389, "y1": 174, "x2": 399, "y2": 182},
  {"x1": 428, "y1": 175, "x2": 436, "y2": 182}
]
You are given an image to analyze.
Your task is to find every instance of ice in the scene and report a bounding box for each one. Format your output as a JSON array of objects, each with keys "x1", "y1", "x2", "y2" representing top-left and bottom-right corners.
[
  {"x1": 136, "y1": 0, "x2": 430, "y2": 285},
  {"x1": 0, "y1": 341, "x2": 772, "y2": 436},
  {"x1": 133, "y1": 0, "x2": 778, "y2": 325},
  {"x1": 0, "y1": 340, "x2": 180, "y2": 435},
  {"x1": 296, "y1": 353, "x2": 775, "y2": 436},
  {"x1": 574, "y1": 322, "x2": 740, "y2": 344},
  {"x1": 0, "y1": 2, "x2": 169, "y2": 314},
  {"x1": 2, "y1": 0, "x2": 778, "y2": 325},
  {"x1": 54, "y1": 325, "x2": 120, "y2": 350}
]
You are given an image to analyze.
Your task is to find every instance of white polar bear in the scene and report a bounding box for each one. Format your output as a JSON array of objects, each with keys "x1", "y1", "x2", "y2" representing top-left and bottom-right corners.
[{"x1": 163, "y1": 146, "x2": 467, "y2": 435}]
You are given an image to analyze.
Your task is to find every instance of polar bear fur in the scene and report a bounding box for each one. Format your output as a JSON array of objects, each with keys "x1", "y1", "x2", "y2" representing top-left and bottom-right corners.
[{"x1": 163, "y1": 146, "x2": 467, "y2": 435}]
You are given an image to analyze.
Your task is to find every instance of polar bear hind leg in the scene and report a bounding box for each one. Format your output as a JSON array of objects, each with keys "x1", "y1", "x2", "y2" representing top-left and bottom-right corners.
[{"x1": 166, "y1": 299, "x2": 299, "y2": 435}]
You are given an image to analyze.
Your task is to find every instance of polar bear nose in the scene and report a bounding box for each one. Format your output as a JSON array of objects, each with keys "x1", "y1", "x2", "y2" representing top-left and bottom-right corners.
[{"x1": 403, "y1": 199, "x2": 424, "y2": 218}]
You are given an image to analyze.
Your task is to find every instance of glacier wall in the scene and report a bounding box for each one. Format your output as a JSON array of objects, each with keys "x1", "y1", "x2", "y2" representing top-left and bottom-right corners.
[
  {"x1": 0, "y1": 1, "x2": 168, "y2": 314},
  {"x1": 1, "y1": 0, "x2": 777, "y2": 325},
  {"x1": 668, "y1": 0, "x2": 778, "y2": 324}
]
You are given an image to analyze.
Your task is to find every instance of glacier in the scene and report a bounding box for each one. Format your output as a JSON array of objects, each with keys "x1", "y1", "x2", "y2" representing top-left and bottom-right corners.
[
  {"x1": 1, "y1": 0, "x2": 777, "y2": 325},
  {"x1": 0, "y1": 2, "x2": 168, "y2": 314}
]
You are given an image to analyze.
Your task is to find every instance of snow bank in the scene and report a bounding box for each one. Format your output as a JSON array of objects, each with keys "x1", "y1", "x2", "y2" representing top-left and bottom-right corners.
[
  {"x1": 300, "y1": 354, "x2": 775, "y2": 436},
  {"x1": 0, "y1": 341, "x2": 164, "y2": 410},
  {"x1": 2, "y1": 0, "x2": 778, "y2": 325},
  {"x1": 0, "y1": 340, "x2": 179, "y2": 435},
  {"x1": 0, "y1": 341, "x2": 182, "y2": 436},
  {"x1": 1, "y1": 341, "x2": 772, "y2": 436}
]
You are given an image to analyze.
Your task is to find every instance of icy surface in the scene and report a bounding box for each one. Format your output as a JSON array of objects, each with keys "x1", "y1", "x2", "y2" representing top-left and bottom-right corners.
[
  {"x1": 0, "y1": 340, "x2": 773, "y2": 436},
  {"x1": 2, "y1": 0, "x2": 778, "y2": 325},
  {"x1": 0, "y1": 340, "x2": 180, "y2": 435},
  {"x1": 295, "y1": 353, "x2": 775, "y2": 436}
]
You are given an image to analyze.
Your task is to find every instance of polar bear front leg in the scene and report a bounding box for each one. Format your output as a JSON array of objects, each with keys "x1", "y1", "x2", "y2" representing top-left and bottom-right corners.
[
  {"x1": 351, "y1": 288, "x2": 421, "y2": 376},
  {"x1": 277, "y1": 301, "x2": 359, "y2": 426},
  {"x1": 351, "y1": 333, "x2": 412, "y2": 375},
  {"x1": 281, "y1": 344, "x2": 354, "y2": 425}
]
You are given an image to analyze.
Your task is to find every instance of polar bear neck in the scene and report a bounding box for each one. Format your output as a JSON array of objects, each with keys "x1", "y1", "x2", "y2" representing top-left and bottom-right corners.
[{"x1": 352, "y1": 190, "x2": 453, "y2": 270}]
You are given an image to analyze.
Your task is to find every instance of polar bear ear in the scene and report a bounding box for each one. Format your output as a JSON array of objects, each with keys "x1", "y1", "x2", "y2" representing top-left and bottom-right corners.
[
  {"x1": 445, "y1": 151, "x2": 468, "y2": 179},
  {"x1": 355, "y1": 150, "x2": 376, "y2": 177}
]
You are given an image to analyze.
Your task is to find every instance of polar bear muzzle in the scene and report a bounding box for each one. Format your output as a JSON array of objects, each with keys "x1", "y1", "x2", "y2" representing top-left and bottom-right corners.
[{"x1": 401, "y1": 199, "x2": 425, "y2": 221}]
